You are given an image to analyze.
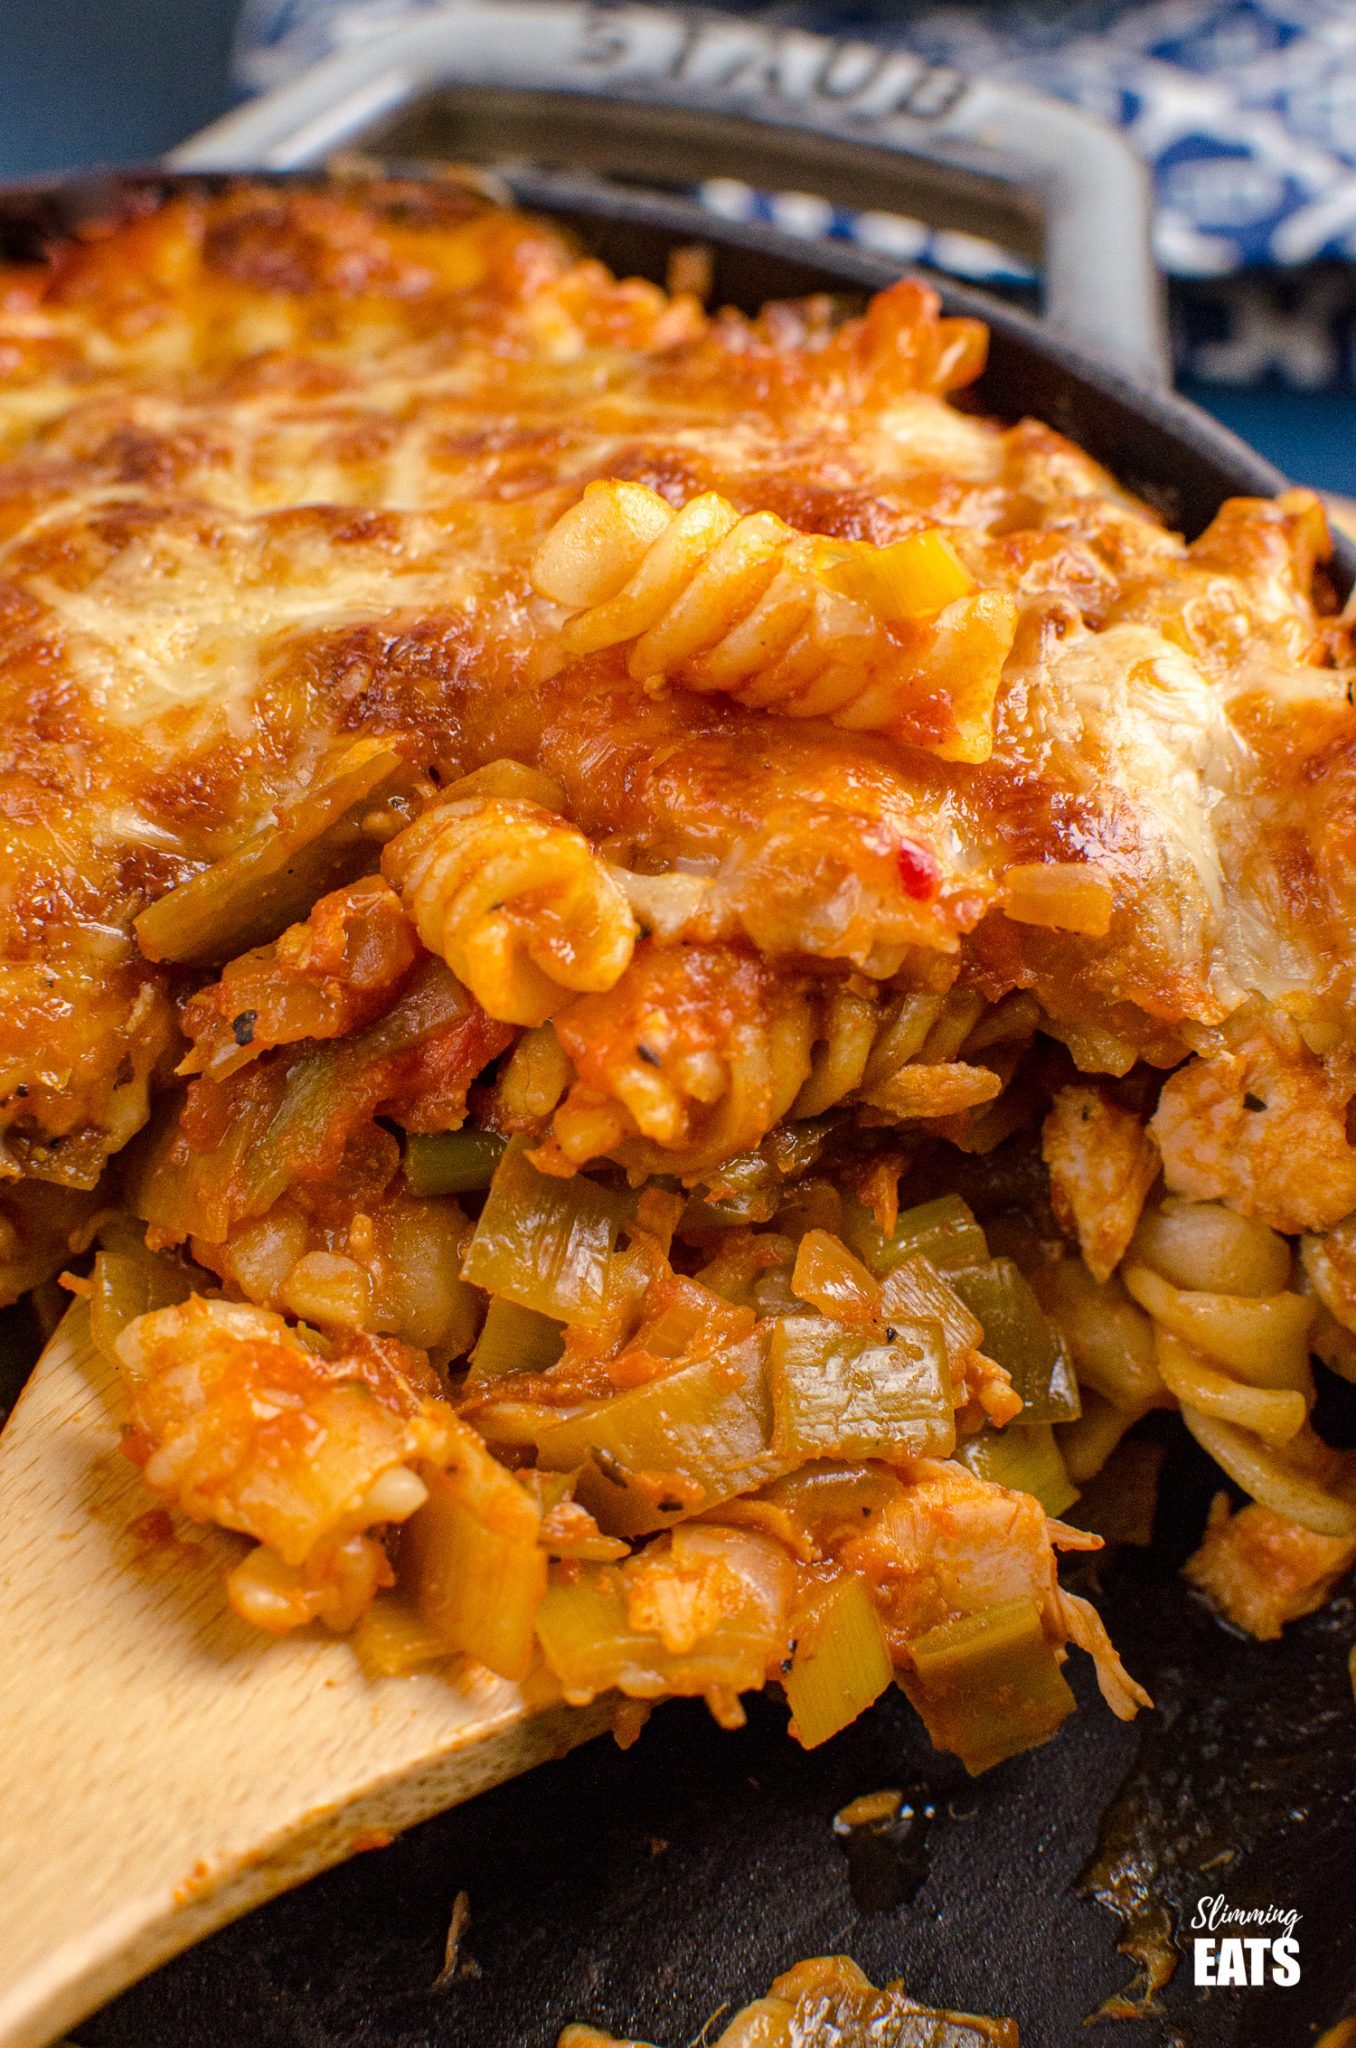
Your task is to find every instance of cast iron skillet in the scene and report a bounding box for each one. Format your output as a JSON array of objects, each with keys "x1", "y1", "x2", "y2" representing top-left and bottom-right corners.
[{"x1": 4, "y1": 7, "x2": 1354, "y2": 2042}]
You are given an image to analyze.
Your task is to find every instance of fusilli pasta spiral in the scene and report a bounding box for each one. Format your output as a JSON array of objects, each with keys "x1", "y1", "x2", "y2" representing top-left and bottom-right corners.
[
  {"x1": 531, "y1": 480, "x2": 1016, "y2": 764},
  {"x1": 547, "y1": 944, "x2": 816, "y2": 1178},
  {"x1": 793, "y1": 982, "x2": 1013, "y2": 1124},
  {"x1": 540, "y1": 973, "x2": 1021, "y2": 1179},
  {"x1": 1050, "y1": 1193, "x2": 1356, "y2": 1543},
  {"x1": 383, "y1": 794, "x2": 638, "y2": 1027}
]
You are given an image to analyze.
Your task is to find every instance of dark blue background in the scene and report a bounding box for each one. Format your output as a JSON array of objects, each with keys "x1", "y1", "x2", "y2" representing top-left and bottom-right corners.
[
  {"x1": 3, "y1": 0, "x2": 241, "y2": 177},
  {"x1": 3, "y1": 0, "x2": 1353, "y2": 494}
]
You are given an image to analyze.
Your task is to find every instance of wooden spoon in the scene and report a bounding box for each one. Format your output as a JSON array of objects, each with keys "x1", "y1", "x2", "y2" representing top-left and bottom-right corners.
[{"x1": 0, "y1": 1303, "x2": 609, "y2": 2048}]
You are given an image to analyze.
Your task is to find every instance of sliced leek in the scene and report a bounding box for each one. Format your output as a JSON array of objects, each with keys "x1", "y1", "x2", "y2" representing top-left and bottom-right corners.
[
  {"x1": 879, "y1": 1253, "x2": 984, "y2": 1363},
  {"x1": 534, "y1": 1339, "x2": 779, "y2": 1537},
  {"x1": 536, "y1": 1526, "x2": 789, "y2": 1703},
  {"x1": 767, "y1": 1315, "x2": 954, "y2": 1463},
  {"x1": 135, "y1": 739, "x2": 405, "y2": 965},
  {"x1": 468, "y1": 1295, "x2": 565, "y2": 1383},
  {"x1": 948, "y1": 1258, "x2": 1081, "y2": 1423},
  {"x1": 405, "y1": 1127, "x2": 507, "y2": 1197},
  {"x1": 400, "y1": 1452, "x2": 547, "y2": 1682},
  {"x1": 846, "y1": 1192, "x2": 989, "y2": 1279},
  {"x1": 783, "y1": 1574, "x2": 893, "y2": 1749},
  {"x1": 88, "y1": 1250, "x2": 196, "y2": 1368},
  {"x1": 901, "y1": 1596, "x2": 1076, "y2": 1774},
  {"x1": 462, "y1": 1137, "x2": 626, "y2": 1326},
  {"x1": 954, "y1": 1422, "x2": 1079, "y2": 1518}
]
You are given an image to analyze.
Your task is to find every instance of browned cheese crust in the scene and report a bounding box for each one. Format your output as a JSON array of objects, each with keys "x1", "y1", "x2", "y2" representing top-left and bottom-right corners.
[{"x1": 0, "y1": 180, "x2": 1351, "y2": 1236}]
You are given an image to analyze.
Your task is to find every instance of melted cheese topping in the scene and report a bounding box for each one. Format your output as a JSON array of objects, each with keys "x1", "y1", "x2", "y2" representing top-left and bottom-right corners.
[{"x1": 0, "y1": 177, "x2": 1351, "y2": 1194}]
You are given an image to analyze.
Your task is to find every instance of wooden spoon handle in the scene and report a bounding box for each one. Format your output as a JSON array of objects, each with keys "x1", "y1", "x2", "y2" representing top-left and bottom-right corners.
[{"x1": 0, "y1": 1308, "x2": 606, "y2": 2048}]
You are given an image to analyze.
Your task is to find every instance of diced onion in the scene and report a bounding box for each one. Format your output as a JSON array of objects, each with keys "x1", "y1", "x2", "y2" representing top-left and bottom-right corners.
[{"x1": 789, "y1": 1229, "x2": 880, "y2": 1322}]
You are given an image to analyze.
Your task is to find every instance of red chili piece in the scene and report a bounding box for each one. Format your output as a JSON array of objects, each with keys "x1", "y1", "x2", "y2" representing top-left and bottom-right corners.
[{"x1": 897, "y1": 840, "x2": 940, "y2": 901}]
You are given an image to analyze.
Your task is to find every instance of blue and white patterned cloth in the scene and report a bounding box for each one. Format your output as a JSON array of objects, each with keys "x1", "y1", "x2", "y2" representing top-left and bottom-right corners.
[{"x1": 234, "y1": 0, "x2": 1356, "y2": 392}]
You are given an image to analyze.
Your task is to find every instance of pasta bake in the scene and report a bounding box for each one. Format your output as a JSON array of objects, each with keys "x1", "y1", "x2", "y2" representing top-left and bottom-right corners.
[{"x1": 3, "y1": 176, "x2": 1354, "y2": 1773}]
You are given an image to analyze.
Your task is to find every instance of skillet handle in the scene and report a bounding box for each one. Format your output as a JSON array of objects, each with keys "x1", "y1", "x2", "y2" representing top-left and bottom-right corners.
[{"x1": 173, "y1": 0, "x2": 1167, "y2": 386}]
